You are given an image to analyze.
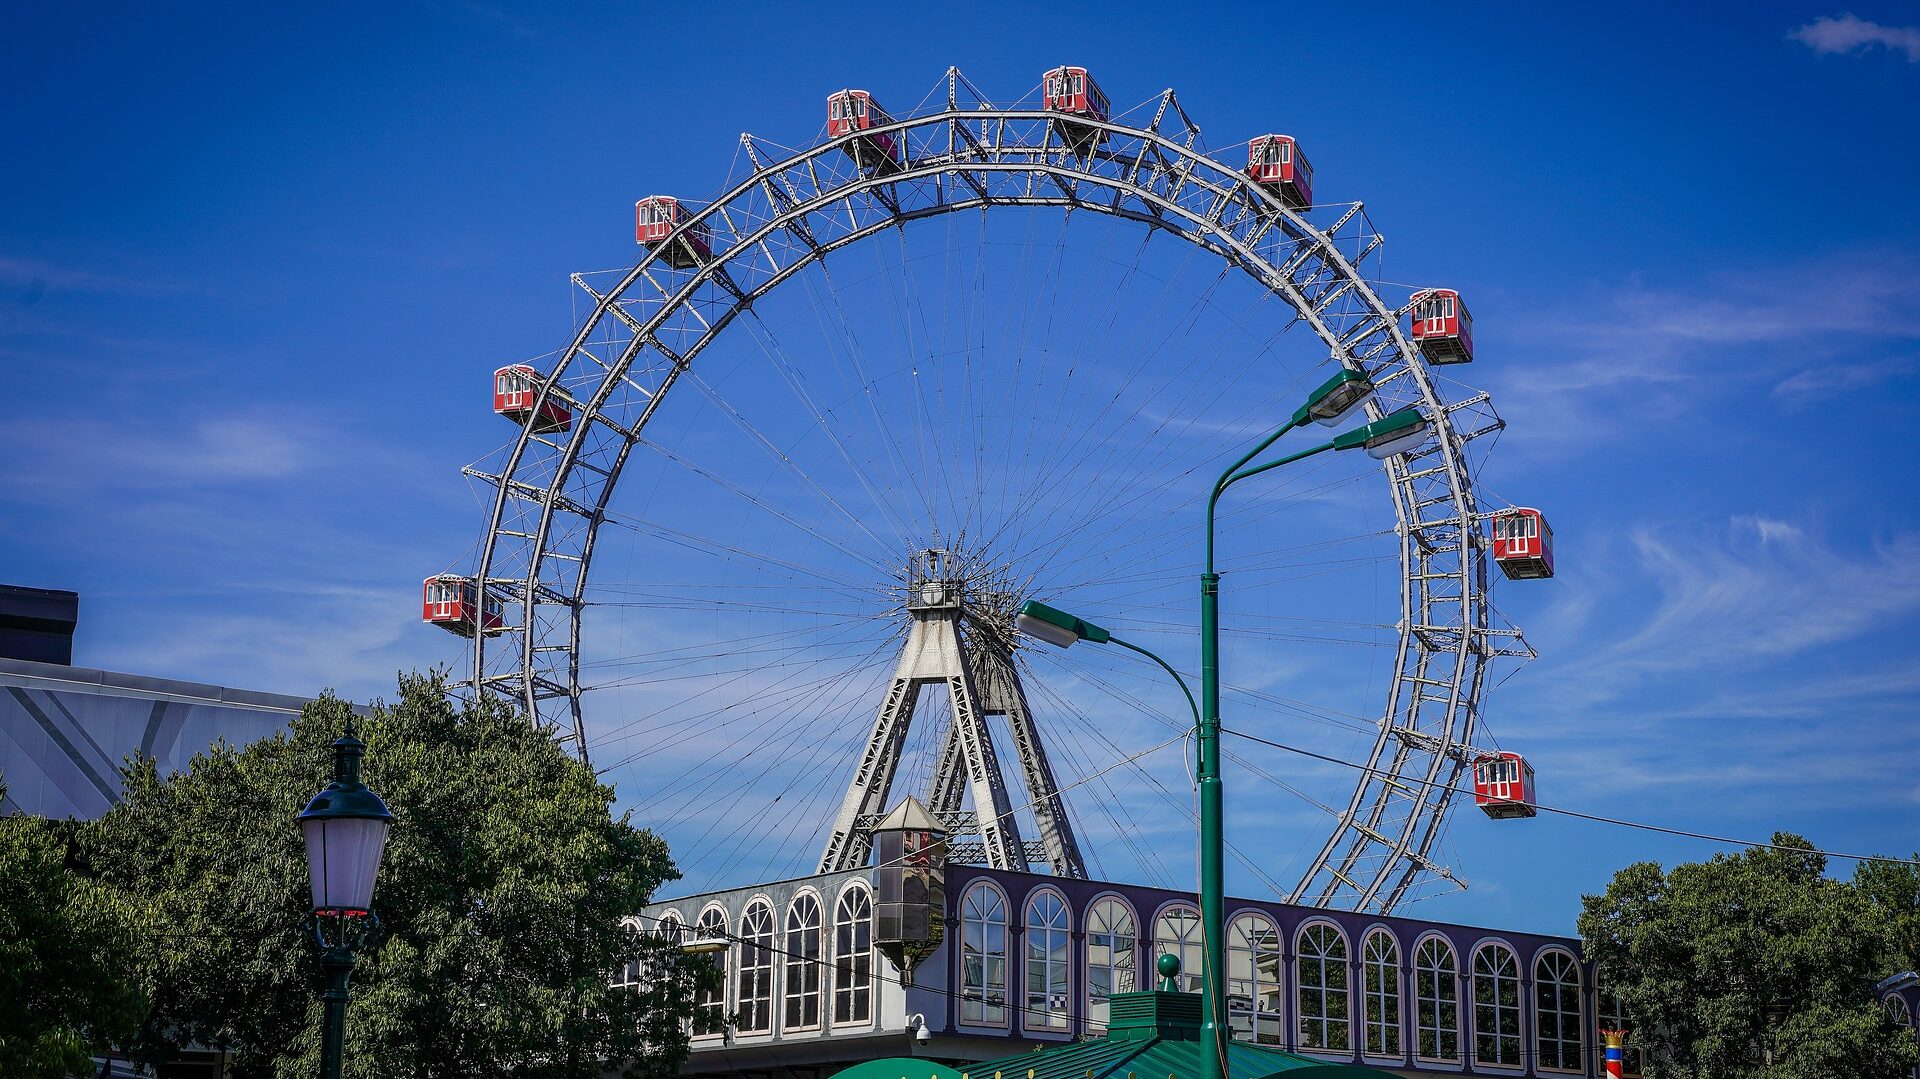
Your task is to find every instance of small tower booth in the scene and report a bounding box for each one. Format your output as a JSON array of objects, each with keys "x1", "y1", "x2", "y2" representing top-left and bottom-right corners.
[
  {"x1": 493, "y1": 364, "x2": 572, "y2": 433},
  {"x1": 1409, "y1": 288, "x2": 1475, "y2": 365},
  {"x1": 1473, "y1": 751, "x2": 1537, "y2": 819},
  {"x1": 1490, "y1": 507, "x2": 1554, "y2": 580},
  {"x1": 1248, "y1": 134, "x2": 1313, "y2": 211},
  {"x1": 1042, "y1": 65, "x2": 1110, "y2": 155},
  {"x1": 870, "y1": 795, "x2": 947, "y2": 986},
  {"x1": 634, "y1": 196, "x2": 711, "y2": 269},
  {"x1": 421, "y1": 575, "x2": 503, "y2": 637},
  {"x1": 827, "y1": 89, "x2": 901, "y2": 174}
]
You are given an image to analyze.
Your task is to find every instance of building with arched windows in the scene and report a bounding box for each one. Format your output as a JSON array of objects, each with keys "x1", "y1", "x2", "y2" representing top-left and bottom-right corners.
[{"x1": 638, "y1": 864, "x2": 1635, "y2": 1079}]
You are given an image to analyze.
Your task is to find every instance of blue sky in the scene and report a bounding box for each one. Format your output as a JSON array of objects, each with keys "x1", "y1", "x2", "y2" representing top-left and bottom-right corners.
[{"x1": 3, "y1": 3, "x2": 1917, "y2": 933}]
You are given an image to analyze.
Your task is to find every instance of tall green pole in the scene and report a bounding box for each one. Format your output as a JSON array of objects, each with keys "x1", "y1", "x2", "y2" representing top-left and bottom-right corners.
[
  {"x1": 319, "y1": 949, "x2": 353, "y2": 1079},
  {"x1": 1199, "y1": 432, "x2": 1336, "y2": 1079}
]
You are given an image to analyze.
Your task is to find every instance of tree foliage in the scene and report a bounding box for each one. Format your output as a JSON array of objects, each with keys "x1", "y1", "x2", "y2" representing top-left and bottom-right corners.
[
  {"x1": 87, "y1": 670, "x2": 704, "y2": 1079},
  {"x1": 1579, "y1": 833, "x2": 1920, "y2": 1079},
  {"x1": 0, "y1": 786, "x2": 146, "y2": 1079}
]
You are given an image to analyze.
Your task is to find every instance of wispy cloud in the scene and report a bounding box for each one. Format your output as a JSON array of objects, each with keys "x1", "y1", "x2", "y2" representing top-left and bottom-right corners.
[
  {"x1": 1790, "y1": 13, "x2": 1920, "y2": 62},
  {"x1": 0, "y1": 254, "x2": 194, "y2": 297},
  {"x1": 1771, "y1": 357, "x2": 1917, "y2": 407},
  {"x1": 1, "y1": 414, "x2": 332, "y2": 492},
  {"x1": 1494, "y1": 252, "x2": 1920, "y2": 451},
  {"x1": 1554, "y1": 515, "x2": 1920, "y2": 687}
]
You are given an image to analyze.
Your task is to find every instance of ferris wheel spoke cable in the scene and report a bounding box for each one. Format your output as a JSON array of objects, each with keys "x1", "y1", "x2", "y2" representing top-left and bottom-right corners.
[
  {"x1": 1014, "y1": 687, "x2": 1165, "y2": 888},
  {"x1": 591, "y1": 622, "x2": 899, "y2": 766},
  {"x1": 1022, "y1": 650, "x2": 1347, "y2": 841},
  {"x1": 992, "y1": 249, "x2": 1230, "y2": 568},
  {"x1": 642, "y1": 657, "x2": 895, "y2": 839},
  {"x1": 735, "y1": 312, "x2": 921, "y2": 550},
  {"x1": 681, "y1": 368, "x2": 901, "y2": 559},
  {"x1": 633, "y1": 436, "x2": 893, "y2": 576},
  {"x1": 595, "y1": 507, "x2": 874, "y2": 593},
  {"x1": 1017, "y1": 668, "x2": 1186, "y2": 888},
  {"x1": 803, "y1": 258, "x2": 941, "y2": 534},
  {"x1": 987, "y1": 218, "x2": 1158, "y2": 555},
  {"x1": 1030, "y1": 667, "x2": 1297, "y2": 900}
]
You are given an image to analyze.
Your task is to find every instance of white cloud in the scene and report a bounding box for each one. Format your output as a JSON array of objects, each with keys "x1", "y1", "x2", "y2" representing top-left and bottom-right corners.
[
  {"x1": 1771, "y1": 357, "x2": 1917, "y2": 407},
  {"x1": 1791, "y1": 13, "x2": 1920, "y2": 62},
  {"x1": 1493, "y1": 254, "x2": 1920, "y2": 452}
]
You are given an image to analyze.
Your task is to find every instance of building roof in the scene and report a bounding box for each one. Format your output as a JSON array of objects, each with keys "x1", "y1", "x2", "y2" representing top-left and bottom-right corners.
[{"x1": 0, "y1": 655, "x2": 318, "y2": 818}]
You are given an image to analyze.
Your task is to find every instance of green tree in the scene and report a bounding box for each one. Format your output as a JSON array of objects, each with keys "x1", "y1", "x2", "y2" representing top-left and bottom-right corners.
[
  {"x1": 1579, "y1": 834, "x2": 1919, "y2": 1079},
  {"x1": 87, "y1": 670, "x2": 705, "y2": 1079},
  {"x1": 0, "y1": 786, "x2": 146, "y2": 1079}
]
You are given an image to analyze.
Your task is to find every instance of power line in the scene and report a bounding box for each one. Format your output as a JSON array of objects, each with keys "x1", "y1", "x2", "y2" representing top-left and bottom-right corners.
[{"x1": 1221, "y1": 727, "x2": 1920, "y2": 868}]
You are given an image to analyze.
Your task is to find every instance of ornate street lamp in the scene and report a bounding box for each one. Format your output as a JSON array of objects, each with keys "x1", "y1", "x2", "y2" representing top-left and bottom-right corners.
[{"x1": 296, "y1": 721, "x2": 393, "y2": 1079}]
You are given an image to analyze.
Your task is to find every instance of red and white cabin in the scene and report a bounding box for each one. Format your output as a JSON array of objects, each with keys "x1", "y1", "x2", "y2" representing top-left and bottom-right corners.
[
  {"x1": 1248, "y1": 134, "x2": 1313, "y2": 211},
  {"x1": 421, "y1": 575, "x2": 503, "y2": 637},
  {"x1": 634, "y1": 196, "x2": 710, "y2": 269},
  {"x1": 1043, "y1": 66, "x2": 1110, "y2": 152},
  {"x1": 493, "y1": 364, "x2": 571, "y2": 433},
  {"x1": 1489, "y1": 507, "x2": 1554, "y2": 580},
  {"x1": 1409, "y1": 288, "x2": 1474, "y2": 365},
  {"x1": 827, "y1": 89, "x2": 900, "y2": 170},
  {"x1": 1473, "y1": 751, "x2": 1537, "y2": 819}
]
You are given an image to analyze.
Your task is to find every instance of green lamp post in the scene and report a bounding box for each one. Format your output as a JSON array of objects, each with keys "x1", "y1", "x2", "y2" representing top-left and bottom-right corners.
[
  {"x1": 296, "y1": 722, "x2": 393, "y2": 1079},
  {"x1": 1020, "y1": 366, "x2": 1433, "y2": 1079}
]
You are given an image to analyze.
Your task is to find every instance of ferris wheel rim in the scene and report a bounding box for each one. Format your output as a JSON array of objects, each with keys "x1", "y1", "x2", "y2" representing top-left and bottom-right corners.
[{"x1": 467, "y1": 77, "x2": 1521, "y2": 913}]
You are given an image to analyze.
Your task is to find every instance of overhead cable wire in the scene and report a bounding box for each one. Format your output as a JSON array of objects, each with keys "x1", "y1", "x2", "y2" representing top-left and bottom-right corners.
[{"x1": 1222, "y1": 727, "x2": 1920, "y2": 867}]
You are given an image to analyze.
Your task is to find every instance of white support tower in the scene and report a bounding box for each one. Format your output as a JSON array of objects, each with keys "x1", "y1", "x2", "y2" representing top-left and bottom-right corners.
[{"x1": 818, "y1": 550, "x2": 1086, "y2": 877}]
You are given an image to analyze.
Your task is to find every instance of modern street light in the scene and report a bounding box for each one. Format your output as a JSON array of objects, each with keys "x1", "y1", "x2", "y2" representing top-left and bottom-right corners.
[
  {"x1": 1015, "y1": 599, "x2": 1200, "y2": 730},
  {"x1": 1023, "y1": 366, "x2": 1433, "y2": 1079},
  {"x1": 296, "y1": 721, "x2": 393, "y2": 1079}
]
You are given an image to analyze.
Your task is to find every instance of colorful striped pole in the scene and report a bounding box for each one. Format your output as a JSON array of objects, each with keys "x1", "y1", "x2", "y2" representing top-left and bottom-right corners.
[{"x1": 1601, "y1": 1029, "x2": 1626, "y2": 1078}]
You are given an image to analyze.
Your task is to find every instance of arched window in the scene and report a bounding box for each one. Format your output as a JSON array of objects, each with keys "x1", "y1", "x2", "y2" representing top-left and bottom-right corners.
[
  {"x1": 1297, "y1": 923, "x2": 1351, "y2": 1052},
  {"x1": 1228, "y1": 912, "x2": 1282, "y2": 1045},
  {"x1": 1414, "y1": 936, "x2": 1459, "y2": 1062},
  {"x1": 1535, "y1": 950, "x2": 1583, "y2": 1072},
  {"x1": 1153, "y1": 905, "x2": 1203, "y2": 993},
  {"x1": 833, "y1": 884, "x2": 872, "y2": 1026},
  {"x1": 612, "y1": 918, "x2": 646, "y2": 989},
  {"x1": 961, "y1": 883, "x2": 1008, "y2": 1025},
  {"x1": 1362, "y1": 930, "x2": 1401, "y2": 1057},
  {"x1": 1599, "y1": 989, "x2": 1643, "y2": 1077},
  {"x1": 1025, "y1": 890, "x2": 1071, "y2": 1031},
  {"x1": 1888, "y1": 995, "x2": 1913, "y2": 1028},
  {"x1": 737, "y1": 900, "x2": 775, "y2": 1034},
  {"x1": 1472, "y1": 943, "x2": 1521, "y2": 1068},
  {"x1": 1086, "y1": 897, "x2": 1137, "y2": 1029},
  {"x1": 784, "y1": 893, "x2": 823, "y2": 1030},
  {"x1": 693, "y1": 907, "x2": 728, "y2": 1037}
]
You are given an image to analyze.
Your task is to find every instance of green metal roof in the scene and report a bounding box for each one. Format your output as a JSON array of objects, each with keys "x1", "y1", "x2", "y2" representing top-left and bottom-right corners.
[{"x1": 957, "y1": 990, "x2": 1397, "y2": 1079}]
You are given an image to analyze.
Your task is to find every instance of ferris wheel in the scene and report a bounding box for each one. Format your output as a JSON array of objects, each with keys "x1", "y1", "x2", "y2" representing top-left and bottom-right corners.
[{"x1": 438, "y1": 67, "x2": 1548, "y2": 915}]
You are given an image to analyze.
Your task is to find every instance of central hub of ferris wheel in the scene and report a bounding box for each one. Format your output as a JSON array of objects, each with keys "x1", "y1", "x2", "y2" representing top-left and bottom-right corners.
[{"x1": 818, "y1": 547, "x2": 1086, "y2": 877}]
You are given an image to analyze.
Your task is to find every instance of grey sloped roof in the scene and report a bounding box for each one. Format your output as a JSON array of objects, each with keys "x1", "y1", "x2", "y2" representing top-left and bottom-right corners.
[{"x1": 0, "y1": 656, "x2": 320, "y2": 819}]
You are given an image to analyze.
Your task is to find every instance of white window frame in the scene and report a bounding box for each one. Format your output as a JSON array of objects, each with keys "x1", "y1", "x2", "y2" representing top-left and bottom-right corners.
[{"x1": 1296, "y1": 921, "x2": 1352, "y2": 1053}]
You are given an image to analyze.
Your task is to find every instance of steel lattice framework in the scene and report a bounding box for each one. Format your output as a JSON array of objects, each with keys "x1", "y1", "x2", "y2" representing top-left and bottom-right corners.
[{"x1": 465, "y1": 69, "x2": 1531, "y2": 913}]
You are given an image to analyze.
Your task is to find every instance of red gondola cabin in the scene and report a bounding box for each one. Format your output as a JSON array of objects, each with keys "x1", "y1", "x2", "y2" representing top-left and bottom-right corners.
[
  {"x1": 1043, "y1": 66, "x2": 1110, "y2": 154},
  {"x1": 1409, "y1": 288, "x2": 1474, "y2": 365},
  {"x1": 1490, "y1": 507, "x2": 1554, "y2": 580},
  {"x1": 421, "y1": 575, "x2": 503, "y2": 637},
  {"x1": 1473, "y1": 752, "x2": 1537, "y2": 819},
  {"x1": 634, "y1": 196, "x2": 710, "y2": 269},
  {"x1": 493, "y1": 364, "x2": 572, "y2": 433},
  {"x1": 827, "y1": 90, "x2": 900, "y2": 173},
  {"x1": 1248, "y1": 135, "x2": 1313, "y2": 212}
]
